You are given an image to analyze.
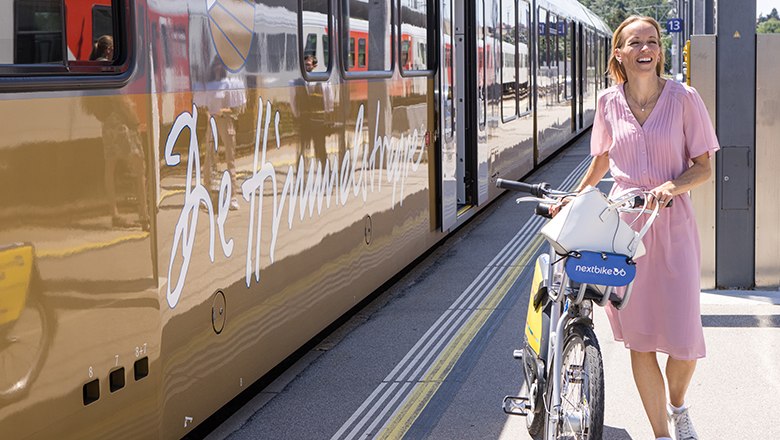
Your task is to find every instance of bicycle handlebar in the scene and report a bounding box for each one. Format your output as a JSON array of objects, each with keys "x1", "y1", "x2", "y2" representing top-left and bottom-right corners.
[{"x1": 495, "y1": 179, "x2": 550, "y2": 198}]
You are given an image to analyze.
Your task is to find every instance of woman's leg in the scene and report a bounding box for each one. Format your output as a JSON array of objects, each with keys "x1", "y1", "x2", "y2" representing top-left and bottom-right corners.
[
  {"x1": 630, "y1": 350, "x2": 671, "y2": 438},
  {"x1": 666, "y1": 357, "x2": 696, "y2": 407}
]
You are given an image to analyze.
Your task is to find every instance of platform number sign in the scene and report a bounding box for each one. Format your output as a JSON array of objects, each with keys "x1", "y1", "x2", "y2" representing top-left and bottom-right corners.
[{"x1": 667, "y1": 18, "x2": 683, "y2": 33}]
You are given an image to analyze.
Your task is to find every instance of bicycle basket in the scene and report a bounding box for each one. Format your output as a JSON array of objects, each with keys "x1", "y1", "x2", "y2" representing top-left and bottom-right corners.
[{"x1": 564, "y1": 251, "x2": 636, "y2": 287}]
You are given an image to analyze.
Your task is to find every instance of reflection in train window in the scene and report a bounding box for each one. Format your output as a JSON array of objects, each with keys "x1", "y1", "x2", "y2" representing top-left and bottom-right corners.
[
  {"x1": 1, "y1": 0, "x2": 128, "y2": 68},
  {"x1": 563, "y1": 19, "x2": 572, "y2": 100},
  {"x1": 301, "y1": 0, "x2": 329, "y2": 73},
  {"x1": 343, "y1": 0, "x2": 392, "y2": 73},
  {"x1": 358, "y1": 37, "x2": 366, "y2": 67},
  {"x1": 349, "y1": 37, "x2": 355, "y2": 67},
  {"x1": 322, "y1": 34, "x2": 329, "y2": 67},
  {"x1": 500, "y1": 0, "x2": 517, "y2": 122},
  {"x1": 549, "y1": 13, "x2": 560, "y2": 103},
  {"x1": 441, "y1": 0, "x2": 454, "y2": 140},
  {"x1": 6, "y1": 0, "x2": 64, "y2": 64},
  {"x1": 268, "y1": 33, "x2": 285, "y2": 72},
  {"x1": 0, "y1": 0, "x2": 134, "y2": 78},
  {"x1": 286, "y1": 33, "x2": 297, "y2": 70},
  {"x1": 400, "y1": 0, "x2": 430, "y2": 71},
  {"x1": 518, "y1": 0, "x2": 531, "y2": 114}
]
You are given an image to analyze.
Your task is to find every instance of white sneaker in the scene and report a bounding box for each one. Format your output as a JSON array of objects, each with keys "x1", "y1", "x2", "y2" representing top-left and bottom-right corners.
[{"x1": 668, "y1": 404, "x2": 699, "y2": 440}]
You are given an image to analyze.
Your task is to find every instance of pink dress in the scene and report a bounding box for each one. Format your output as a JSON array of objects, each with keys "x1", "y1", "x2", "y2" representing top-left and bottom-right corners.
[{"x1": 590, "y1": 80, "x2": 719, "y2": 360}]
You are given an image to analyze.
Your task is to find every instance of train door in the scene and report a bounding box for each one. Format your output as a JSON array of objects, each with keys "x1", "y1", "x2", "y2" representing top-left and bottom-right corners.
[
  {"x1": 577, "y1": 23, "x2": 584, "y2": 130},
  {"x1": 443, "y1": 0, "x2": 486, "y2": 228},
  {"x1": 439, "y1": 0, "x2": 458, "y2": 230}
]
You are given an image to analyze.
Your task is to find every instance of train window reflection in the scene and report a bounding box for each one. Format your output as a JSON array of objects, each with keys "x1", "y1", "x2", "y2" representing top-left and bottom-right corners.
[
  {"x1": 358, "y1": 37, "x2": 366, "y2": 67},
  {"x1": 500, "y1": 0, "x2": 517, "y2": 122},
  {"x1": 343, "y1": 0, "x2": 392, "y2": 73},
  {"x1": 400, "y1": 0, "x2": 429, "y2": 71},
  {"x1": 4, "y1": 0, "x2": 65, "y2": 65},
  {"x1": 518, "y1": 0, "x2": 530, "y2": 114},
  {"x1": 349, "y1": 37, "x2": 355, "y2": 67},
  {"x1": 1, "y1": 0, "x2": 128, "y2": 75},
  {"x1": 301, "y1": 0, "x2": 330, "y2": 74}
]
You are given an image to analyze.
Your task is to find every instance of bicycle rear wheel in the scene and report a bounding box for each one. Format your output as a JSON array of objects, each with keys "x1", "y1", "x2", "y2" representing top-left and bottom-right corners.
[{"x1": 544, "y1": 324, "x2": 604, "y2": 440}]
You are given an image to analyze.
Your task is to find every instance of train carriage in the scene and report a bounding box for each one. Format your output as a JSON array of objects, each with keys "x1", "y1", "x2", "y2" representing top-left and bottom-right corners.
[{"x1": 0, "y1": 0, "x2": 609, "y2": 437}]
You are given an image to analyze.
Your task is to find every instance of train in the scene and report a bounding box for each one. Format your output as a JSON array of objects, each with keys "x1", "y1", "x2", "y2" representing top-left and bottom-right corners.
[{"x1": 0, "y1": 0, "x2": 610, "y2": 437}]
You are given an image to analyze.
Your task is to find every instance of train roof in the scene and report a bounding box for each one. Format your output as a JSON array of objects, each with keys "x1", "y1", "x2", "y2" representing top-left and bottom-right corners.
[{"x1": 538, "y1": 0, "x2": 611, "y2": 35}]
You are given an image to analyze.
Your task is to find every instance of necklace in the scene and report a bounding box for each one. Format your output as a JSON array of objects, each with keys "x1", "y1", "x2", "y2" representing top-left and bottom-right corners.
[{"x1": 625, "y1": 80, "x2": 663, "y2": 112}]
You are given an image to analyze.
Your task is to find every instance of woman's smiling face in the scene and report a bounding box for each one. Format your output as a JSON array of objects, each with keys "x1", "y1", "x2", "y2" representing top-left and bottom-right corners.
[{"x1": 615, "y1": 20, "x2": 662, "y2": 77}]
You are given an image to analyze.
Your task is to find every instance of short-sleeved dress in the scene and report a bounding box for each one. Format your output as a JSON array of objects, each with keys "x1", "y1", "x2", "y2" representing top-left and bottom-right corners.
[{"x1": 590, "y1": 80, "x2": 719, "y2": 360}]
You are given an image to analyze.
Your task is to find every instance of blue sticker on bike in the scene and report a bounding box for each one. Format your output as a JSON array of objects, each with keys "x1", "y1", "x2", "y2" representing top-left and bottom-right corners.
[{"x1": 564, "y1": 251, "x2": 636, "y2": 286}]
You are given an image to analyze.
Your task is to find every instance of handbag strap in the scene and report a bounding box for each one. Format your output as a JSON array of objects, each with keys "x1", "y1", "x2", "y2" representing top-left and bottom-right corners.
[{"x1": 627, "y1": 200, "x2": 661, "y2": 254}]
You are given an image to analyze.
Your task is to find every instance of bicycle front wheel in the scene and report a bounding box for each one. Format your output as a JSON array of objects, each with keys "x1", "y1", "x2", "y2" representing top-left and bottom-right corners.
[{"x1": 544, "y1": 324, "x2": 604, "y2": 440}]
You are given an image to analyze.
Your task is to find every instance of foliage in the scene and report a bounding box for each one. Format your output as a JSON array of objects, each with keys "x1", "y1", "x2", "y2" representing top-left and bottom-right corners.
[
  {"x1": 578, "y1": 0, "x2": 674, "y2": 31},
  {"x1": 757, "y1": 16, "x2": 780, "y2": 34},
  {"x1": 757, "y1": 8, "x2": 780, "y2": 24},
  {"x1": 580, "y1": 0, "x2": 677, "y2": 74}
]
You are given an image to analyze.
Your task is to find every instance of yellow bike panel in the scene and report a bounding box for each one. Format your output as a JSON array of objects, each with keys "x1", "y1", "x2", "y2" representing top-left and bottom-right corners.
[
  {"x1": 0, "y1": 244, "x2": 34, "y2": 325},
  {"x1": 525, "y1": 258, "x2": 545, "y2": 355}
]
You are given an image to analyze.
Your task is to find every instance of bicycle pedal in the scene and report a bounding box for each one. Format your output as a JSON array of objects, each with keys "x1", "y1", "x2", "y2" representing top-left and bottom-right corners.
[
  {"x1": 512, "y1": 349, "x2": 523, "y2": 360},
  {"x1": 502, "y1": 395, "x2": 530, "y2": 416}
]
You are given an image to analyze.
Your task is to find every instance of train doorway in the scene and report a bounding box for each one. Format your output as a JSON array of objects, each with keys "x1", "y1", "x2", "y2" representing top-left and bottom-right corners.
[{"x1": 440, "y1": 0, "x2": 482, "y2": 230}]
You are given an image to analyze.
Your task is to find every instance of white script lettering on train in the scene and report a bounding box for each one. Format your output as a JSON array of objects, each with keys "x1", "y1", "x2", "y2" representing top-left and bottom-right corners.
[{"x1": 164, "y1": 99, "x2": 426, "y2": 309}]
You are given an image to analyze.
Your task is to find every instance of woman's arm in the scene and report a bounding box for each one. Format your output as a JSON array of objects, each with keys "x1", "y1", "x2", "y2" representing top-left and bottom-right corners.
[
  {"x1": 650, "y1": 152, "x2": 712, "y2": 207},
  {"x1": 575, "y1": 153, "x2": 610, "y2": 192}
]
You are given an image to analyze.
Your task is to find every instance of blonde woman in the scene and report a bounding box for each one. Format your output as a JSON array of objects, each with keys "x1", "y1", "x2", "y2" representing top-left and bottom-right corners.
[{"x1": 576, "y1": 16, "x2": 719, "y2": 440}]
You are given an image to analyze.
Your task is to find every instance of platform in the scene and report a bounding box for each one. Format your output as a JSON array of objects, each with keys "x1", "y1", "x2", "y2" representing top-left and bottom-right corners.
[{"x1": 206, "y1": 133, "x2": 780, "y2": 440}]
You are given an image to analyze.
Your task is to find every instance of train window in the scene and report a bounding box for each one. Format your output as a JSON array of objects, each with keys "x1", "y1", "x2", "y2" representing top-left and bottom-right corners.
[
  {"x1": 342, "y1": 0, "x2": 392, "y2": 76},
  {"x1": 286, "y1": 33, "x2": 297, "y2": 71},
  {"x1": 5, "y1": 0, "x2": 64, "y2": 65},
  {"x1": 548, "y1": 13, "x2": 560, "y2": 103},
  {"x1": 518, "y1": 0, "x2": 530, "y2": 115},
  {"x1": 537, "y1": 8, "x2": 549, "y2": 102},
  {"x1": 563, "y1": 20, "x2": 572, "y2": 100},
  {"x1": 358, "y1": 37, "x2": 366, "y2": 67},
  {"x1": 300, "y1": 0, "x2": 331, "y2": 77},
  {"x1": 268, "y1": 33, "x2": 285, "y2": 72},
  {"x1": 500, "y1": 0, "x2": 517, "y2": 122},
  {"x1": 477, "y1": 0, "x2": 485, "y2": 128},
  {"x1": 322, "y1": 34, "x2": 329, "y2": 67},
  {"x1": 399, "y1": 0, "x2": 432, "y2": 74},
  {"x1": 0, "y1": 0, "x2": 131, "y2": 80},
  {"x1": 441, "y1": 0, "x2": 454, "y2": 139},
  {"x1": 349, "y1": 37, "x2": 355, "y2": 67}
]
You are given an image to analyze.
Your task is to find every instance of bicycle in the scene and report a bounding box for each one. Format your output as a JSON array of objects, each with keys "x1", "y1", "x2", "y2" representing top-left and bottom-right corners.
[{"x1": 497, "y1": 178, "x2": 663, "y2": 440}]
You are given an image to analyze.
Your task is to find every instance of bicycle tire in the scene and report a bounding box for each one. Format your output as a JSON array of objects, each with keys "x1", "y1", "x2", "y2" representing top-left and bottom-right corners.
[
  {"x1": 520, "y1": 376, "x2": 544, "y2": 438},
  {"x1": 543, "y1": 324, "x2": 604, "y2": 440},
  {"x1": 0, "y1": 294, "x2": 52, "y2": 401}
]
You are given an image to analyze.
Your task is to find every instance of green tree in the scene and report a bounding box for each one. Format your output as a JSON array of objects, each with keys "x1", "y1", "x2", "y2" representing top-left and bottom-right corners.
[{"x1": 757, "y1": 17, "x2": 780, "y2": 33}]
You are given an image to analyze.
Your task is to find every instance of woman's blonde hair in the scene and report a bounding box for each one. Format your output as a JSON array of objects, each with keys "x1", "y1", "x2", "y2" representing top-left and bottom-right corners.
[{"x1": 607, "y1": 15, "x2": 664, "y2": 83}]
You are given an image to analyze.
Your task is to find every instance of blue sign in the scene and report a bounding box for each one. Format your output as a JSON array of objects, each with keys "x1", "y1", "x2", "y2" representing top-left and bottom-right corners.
[
  {"x1": 666, "y1": 18, "x2": 683, "y2": 33},
  {"x1": 565, "y1": 251, "x2": 636, "y2": 287}
]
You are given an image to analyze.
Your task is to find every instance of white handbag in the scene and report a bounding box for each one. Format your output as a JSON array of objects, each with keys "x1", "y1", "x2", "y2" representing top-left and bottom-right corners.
[{"x1": 539, "y1": 186, "x2": 647, "y2": 258}]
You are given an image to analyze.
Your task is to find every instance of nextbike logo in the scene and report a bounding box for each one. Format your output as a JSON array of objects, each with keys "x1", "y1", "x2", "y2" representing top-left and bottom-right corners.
[
  {"x1": 565, "y1": 251, "x2": 636, "y2": 287},
  {"x1": 574, "y1": 265, "x2": 627, "y2": 277}
]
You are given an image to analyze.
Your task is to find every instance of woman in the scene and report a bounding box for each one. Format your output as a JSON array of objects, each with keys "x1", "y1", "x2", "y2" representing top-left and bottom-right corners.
[
  {"x1": 86, "y1": 35, "x2": 150, "y2": 230},
  {"x1": 576, "y1": 16, "x2": 719, "y2": 440}
]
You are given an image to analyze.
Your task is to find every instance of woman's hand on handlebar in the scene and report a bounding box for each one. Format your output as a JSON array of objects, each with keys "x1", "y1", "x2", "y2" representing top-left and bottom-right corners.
[{"x1": 549, "y1": 195, "x2": 574, "y2": 217}]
